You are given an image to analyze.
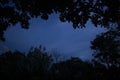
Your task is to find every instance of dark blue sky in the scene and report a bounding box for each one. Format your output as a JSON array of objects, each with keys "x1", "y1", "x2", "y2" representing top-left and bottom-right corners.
[{"x1": 0, "y1": 14, "x2": 107, "y2": 60}]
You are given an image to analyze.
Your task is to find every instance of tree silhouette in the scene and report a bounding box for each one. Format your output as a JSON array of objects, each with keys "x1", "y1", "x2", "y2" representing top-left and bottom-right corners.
[
  {"x1": 49, "y1": 57, "x2": 96, "y2": 80},
  {"x1": 26, "y1": 46, "x2": 53, "y2": 80},
  {"x1": 0, "y1": 46, "x2": 53, "y2": 80},
  {"x1": 0, "y1": 51, "x2": 26, "y2": 80},
  {"x1": 92, "y1": 61, "x2": 108, "y2": 80},
  {"x1": 0, "y1": 0, "x2": 120, "y2": 41},
  {"x1": 0, "y1": 48, "x2": 120, "y2": 80},
  {"x1": 91, "y1": 28, "x2": 120, "y2": 67},
  {"x1": 90, "y1": 23, "x2": 120, "y2": 79}
]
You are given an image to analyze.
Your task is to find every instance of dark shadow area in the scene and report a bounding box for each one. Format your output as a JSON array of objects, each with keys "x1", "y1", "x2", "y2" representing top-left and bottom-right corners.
[{"x1": 0, "y1": 46, "x2": 120, "y2": 80}]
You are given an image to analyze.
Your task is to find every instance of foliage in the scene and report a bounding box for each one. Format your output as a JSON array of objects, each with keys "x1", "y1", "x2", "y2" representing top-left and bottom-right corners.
[
  {"x1": 0, "y1": 47, "x2": 120, "y2": 80},
  {"x1": 50, "y1": 57, "x2": 95, "y2": 80},
  {"x1": 91, "y1": 28, "x2": 120, "y2": 67},
  {"x1": 0, "y1": 0, "x2": 120, "y2": 41},
  {"x1": 0, "y1": 46, "x2": 52, "y2": 80}
]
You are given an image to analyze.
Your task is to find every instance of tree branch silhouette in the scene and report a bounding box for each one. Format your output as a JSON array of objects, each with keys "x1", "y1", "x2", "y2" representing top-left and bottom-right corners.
[{"x1": 0, "y1": 0, "x2": 120, "y2": 41}]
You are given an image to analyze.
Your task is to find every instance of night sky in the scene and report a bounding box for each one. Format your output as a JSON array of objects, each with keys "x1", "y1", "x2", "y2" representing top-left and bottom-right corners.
[{"x1": 0, "y1": 14, "x2": 107, "y2": 60}]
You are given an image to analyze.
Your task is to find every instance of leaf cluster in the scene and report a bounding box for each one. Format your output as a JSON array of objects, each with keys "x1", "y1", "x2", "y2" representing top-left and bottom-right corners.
[{"x1": 0, "y1": 0, "x2": 120, "y2": 41}]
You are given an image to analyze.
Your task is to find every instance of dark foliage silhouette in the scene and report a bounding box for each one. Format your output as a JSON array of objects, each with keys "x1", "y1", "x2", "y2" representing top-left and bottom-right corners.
[
  {"x1": 49, "y1": 57, "x2": 95, "y2": 80},
  {"x1": 91, "y1": 26, "x2": 120, "y2": 80},
  {"x1": 0, "y1": 46, "x2": 52, "y2": 80},
  {"x1": 0, "y1": 46, "x2": 120, "y2": 80},
  {"x1": 91, "y1": 28, "x2": 120, "y2": 67},
  {"x1": 0, "y1": 0, "x2": 120, "y2": 41}
]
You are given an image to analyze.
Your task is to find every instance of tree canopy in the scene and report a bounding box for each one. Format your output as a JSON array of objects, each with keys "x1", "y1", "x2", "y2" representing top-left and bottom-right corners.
[
  {"x1": 0, "y1": 47, "x2": 120, "y2": 80},
  {"x1": 0, "y1": 46, "x2": 53, "y2": 80},
  {"x1": 91, "y1": 27, "x2": 120, "y2": 67},
  {"x1": 0, "y1": 0, "x2": 120, "y2": 41}
]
